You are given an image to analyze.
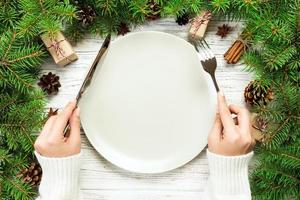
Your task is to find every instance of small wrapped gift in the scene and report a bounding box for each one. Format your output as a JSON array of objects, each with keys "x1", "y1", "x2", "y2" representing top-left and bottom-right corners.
[
  {"x1": 189, "y1": 10, "x2": 212, "y2": 40},
  {"x1": 41, "y1": 31, "x2": 78, "y2": 66}
]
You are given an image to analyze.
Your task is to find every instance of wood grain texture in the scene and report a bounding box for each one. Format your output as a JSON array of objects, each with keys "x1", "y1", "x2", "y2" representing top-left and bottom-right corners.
[{"x1": 41, "y1": 18, "x2": 252, "y2": 199}]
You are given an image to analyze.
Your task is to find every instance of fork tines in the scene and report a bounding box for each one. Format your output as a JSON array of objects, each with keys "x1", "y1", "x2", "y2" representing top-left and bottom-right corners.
[{"x1": 188, "y1": 37, "x2": 215, "y2": 61}]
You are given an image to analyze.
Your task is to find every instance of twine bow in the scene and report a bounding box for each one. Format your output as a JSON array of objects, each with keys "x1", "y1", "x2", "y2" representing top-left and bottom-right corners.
[{"x1": 47, "y1": 39, "x2": 71, "y2": 62}]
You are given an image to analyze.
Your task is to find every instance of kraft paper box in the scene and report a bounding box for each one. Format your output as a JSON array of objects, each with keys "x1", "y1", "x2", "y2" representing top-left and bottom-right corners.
[
  {"x1": 189, "y1": 11, "x2": 212, "y2": 40},
  {"x1": 41, "y1": 32, "x2": 78, "y2": 66}
]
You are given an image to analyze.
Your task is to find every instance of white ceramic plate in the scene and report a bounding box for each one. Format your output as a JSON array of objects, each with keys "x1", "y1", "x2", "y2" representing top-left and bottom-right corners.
[{"x1": 79, "y1": 31, "x2": 216, "y2": 173}]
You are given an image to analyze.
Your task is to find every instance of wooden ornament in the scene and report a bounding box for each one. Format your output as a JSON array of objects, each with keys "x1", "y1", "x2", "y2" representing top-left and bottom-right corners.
[
  {"x1": 189, "y1": 10, "x2": 212, "y2": 40},
  {"x1": 41, "y1": 31, "x2": 78, "y2": 66},
  {"x1": 224, "y1": 40, "x2": 246, "y2": 64}
]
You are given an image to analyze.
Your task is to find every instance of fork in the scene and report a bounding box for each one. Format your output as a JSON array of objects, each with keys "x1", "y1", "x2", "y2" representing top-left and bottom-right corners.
[{"x1": 188, "y1": 38, "x2": 220, "y2": 92}]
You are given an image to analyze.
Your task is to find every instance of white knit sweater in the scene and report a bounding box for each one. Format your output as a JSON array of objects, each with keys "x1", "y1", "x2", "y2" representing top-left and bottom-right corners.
[{"x1": 35, "y1": 150, "x2": 253, "y2": 200}]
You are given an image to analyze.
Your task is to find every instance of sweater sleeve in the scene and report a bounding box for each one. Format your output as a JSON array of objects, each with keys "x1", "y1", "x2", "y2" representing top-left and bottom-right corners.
[
  {"x1": 34, "y1": 151, "x2": 82, "y2": 200},
  {"x1": 203, "y1": 150, "x2": 254, "y2": 200}
]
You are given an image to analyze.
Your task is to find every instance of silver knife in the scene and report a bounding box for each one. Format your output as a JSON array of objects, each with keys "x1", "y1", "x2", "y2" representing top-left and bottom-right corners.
[{"x1": 63, "y1": 34, "x2": 111, "y2": 137}]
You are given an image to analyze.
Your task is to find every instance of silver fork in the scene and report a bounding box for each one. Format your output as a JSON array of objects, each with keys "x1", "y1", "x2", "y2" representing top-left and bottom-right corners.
[{"x1": 188, "y1": 38, "x2": 220, "y2": 92}]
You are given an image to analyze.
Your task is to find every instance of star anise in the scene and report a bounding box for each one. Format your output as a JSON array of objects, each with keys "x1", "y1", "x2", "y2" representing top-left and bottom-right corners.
[{"x1": 216, "y1": 24, "x2": 232, "y2": 38}]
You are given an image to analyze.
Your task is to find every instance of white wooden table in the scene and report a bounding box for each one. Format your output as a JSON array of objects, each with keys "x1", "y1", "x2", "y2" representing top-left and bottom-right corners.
[{"x1": 42, "y1": 18, "x2": 251, "y2": 200}]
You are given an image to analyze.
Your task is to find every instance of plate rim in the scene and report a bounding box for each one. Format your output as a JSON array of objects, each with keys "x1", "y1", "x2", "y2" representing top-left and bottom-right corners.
[{"x1": 80, "y1": 31, "x2": 216, "y2": 173}]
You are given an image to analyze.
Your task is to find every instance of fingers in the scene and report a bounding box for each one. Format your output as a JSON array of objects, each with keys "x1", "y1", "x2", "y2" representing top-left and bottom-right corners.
[
  {"x1": 52, "y1": 101, "x2": 77, "y2": 135},
  {"x1": 209, "y1": 114, "x2": 223, "y2": 140},
  {"x1": 229, "y1": 104, "x2": 250, "y2": 132},
  {"x1": 217, "y1": 92, "x2": 235, "y2": 132},
  {"x1": 67, "y1": 108, "x2": 81, "y2": 145},
  {"x1": 39, "y1": 116, "x2": 57, "y2": 139}
]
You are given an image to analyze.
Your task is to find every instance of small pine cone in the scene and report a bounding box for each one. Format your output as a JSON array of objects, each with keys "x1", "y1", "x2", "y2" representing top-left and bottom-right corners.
[
  {"x1": 146, "y1": 0, "x2": 160, "y2": 20},
  {"x1": 38, "y1": 72, "x2": 61, "y2": 95},
  {"x1": 117, "y1": 22, "x2": 130, "y2": 36},
  {"x1": 18, "y1": 161, "x2": 43, "y2": 187},
  {"x1": 176, "y1": 12, "x2": 190, "y2": 26},
  {"x1": 244, "y1": 81, "x2": 274, "y2": 106}
]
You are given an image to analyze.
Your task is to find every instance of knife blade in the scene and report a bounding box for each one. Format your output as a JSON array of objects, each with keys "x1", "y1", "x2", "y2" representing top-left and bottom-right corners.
[{"x1": 63, "y1": 34, "x2": 111, "y2": 137}]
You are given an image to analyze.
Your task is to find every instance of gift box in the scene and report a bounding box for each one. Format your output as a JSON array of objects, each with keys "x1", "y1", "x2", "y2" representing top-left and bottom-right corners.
[
  {"x1": 189, "y1": 11, "x2": 212, "y2": 40},
  {"x1": 41, "y1": 31, "x2": 78, "y2": 66}
]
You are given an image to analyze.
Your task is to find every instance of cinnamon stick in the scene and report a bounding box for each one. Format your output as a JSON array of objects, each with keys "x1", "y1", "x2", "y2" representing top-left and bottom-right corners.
[
  {"x1": 224, "y1": 41, "x2": 242, "y2": 61},
  {"x1": 224, "y1": 40, "x2": 238, "y2": 58},
  {"x1": 232, "y1": 48, "x2": 245, "y2": 64},
  {"x1": 225, "y1": 41, "x2": 243, "y2": 62},
  {"x1": 229, "y1": 42, "x2": 244, "y2": 63}
]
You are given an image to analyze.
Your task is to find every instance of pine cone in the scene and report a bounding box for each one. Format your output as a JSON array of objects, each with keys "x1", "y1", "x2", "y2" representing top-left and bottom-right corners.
[
  {"x1": 117, "y1": 22, "x2": 130, "y2": 36},
  {"x1": 17, "y1": 162, "x2": 42, "y2": 187},
  {"x1": 38, "y1": 72, "x2": 61, "y2": 95},
  {"x1": 77, "y1": 4, "x2": 96, "y2": 27},
  {"x1": 176, "y1": 12, "x2": 189, "y2": 26},
  {"x1": 216, "y1": 24, "x2": 232, "y2": 38},
  {"x1": 146, "y1": 0, "x2": 160, "y2": 20},
  {"x1": 244, "y1": 81, "x2": 274, "y2": 105}
]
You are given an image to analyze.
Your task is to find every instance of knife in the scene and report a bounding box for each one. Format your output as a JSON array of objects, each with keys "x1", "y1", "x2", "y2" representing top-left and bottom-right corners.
[{"x1": 63, "y1": 34, "x2": 111, "y2": 137}]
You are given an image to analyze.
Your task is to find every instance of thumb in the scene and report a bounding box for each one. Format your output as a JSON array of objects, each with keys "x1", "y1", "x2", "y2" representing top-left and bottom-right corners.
[{"x1": 68, "y1": 108, "x2": 81, "y2": 145}]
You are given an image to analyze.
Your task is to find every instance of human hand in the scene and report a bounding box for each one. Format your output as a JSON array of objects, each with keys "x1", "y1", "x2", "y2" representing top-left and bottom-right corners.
[
  {"x1": 208, "y1": 92, "x2": 255, "y2": 156},
  {"x1": 34, "y1": 101, "x2": 81, "y2": 157}
]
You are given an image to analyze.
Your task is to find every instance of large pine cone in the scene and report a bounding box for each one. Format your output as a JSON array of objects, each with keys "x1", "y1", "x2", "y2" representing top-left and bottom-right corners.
[
  {"x1": 38, "y1": 72, "x2": 61, "y2": 95},
  {"x1": 17, "y1": 162, "x2": 42, "y2": 187},
  {"x1": 244, "y1": 81, "x2": 274, "y2": 105}
]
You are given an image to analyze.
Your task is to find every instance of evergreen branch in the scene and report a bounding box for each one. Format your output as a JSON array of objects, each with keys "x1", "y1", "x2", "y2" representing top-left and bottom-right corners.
[
  {"x1": 17, "y1": 14, "x2": 41, "y2": 38},
  {"x1": 264, "y1": 116, "x2": 290, "y2": 142},
  {"x1": 0, "y1": 95, "x2": 44, "y2": 111},
  {"x1": 1, "y1": 123, "x2": 35, "y2": 146},
  {"x1": 5, "y1": 177, "x2": 28, "y2": 195},
  {"x1": 280, "y1": 153, "x2": 300, "y2": 163},
  {"x1": 8, "y1": 51, "x2": 43, "y2": 64},
  {"x1": 38, "y1": 0, "x2": 45, "y2": 13},
  {"x1": 2, "y1": 64, "x2": 34, "y2": 89},
  {"x1": 2, "y1": 31, "x2": 16, "y2": 60},
  {"x1": 3, "y1": 175, "x2": 35, "y2": 199}
]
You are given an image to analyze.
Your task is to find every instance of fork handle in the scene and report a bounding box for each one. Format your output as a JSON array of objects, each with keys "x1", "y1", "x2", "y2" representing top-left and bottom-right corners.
[
  {"x1": 63, "y1": 123, "x2": 71, "y2": 137},
  {"x1": 210, "y1": 74, "x2": 219, "y2": 92}
]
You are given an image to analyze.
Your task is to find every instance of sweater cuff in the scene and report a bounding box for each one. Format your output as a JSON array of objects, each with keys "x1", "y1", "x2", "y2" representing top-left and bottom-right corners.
[
  {"x1": 35, "y1": 151, "x2": 82, "y2": 200},
  {"x1": 207, "y1": 150, "x2": 253, "y2": 196}
]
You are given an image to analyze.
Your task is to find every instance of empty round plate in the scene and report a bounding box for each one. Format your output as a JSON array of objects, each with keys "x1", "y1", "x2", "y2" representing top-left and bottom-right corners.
[{"x1": 79, "y1": 31, "x2": 216, "y2": 173}]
